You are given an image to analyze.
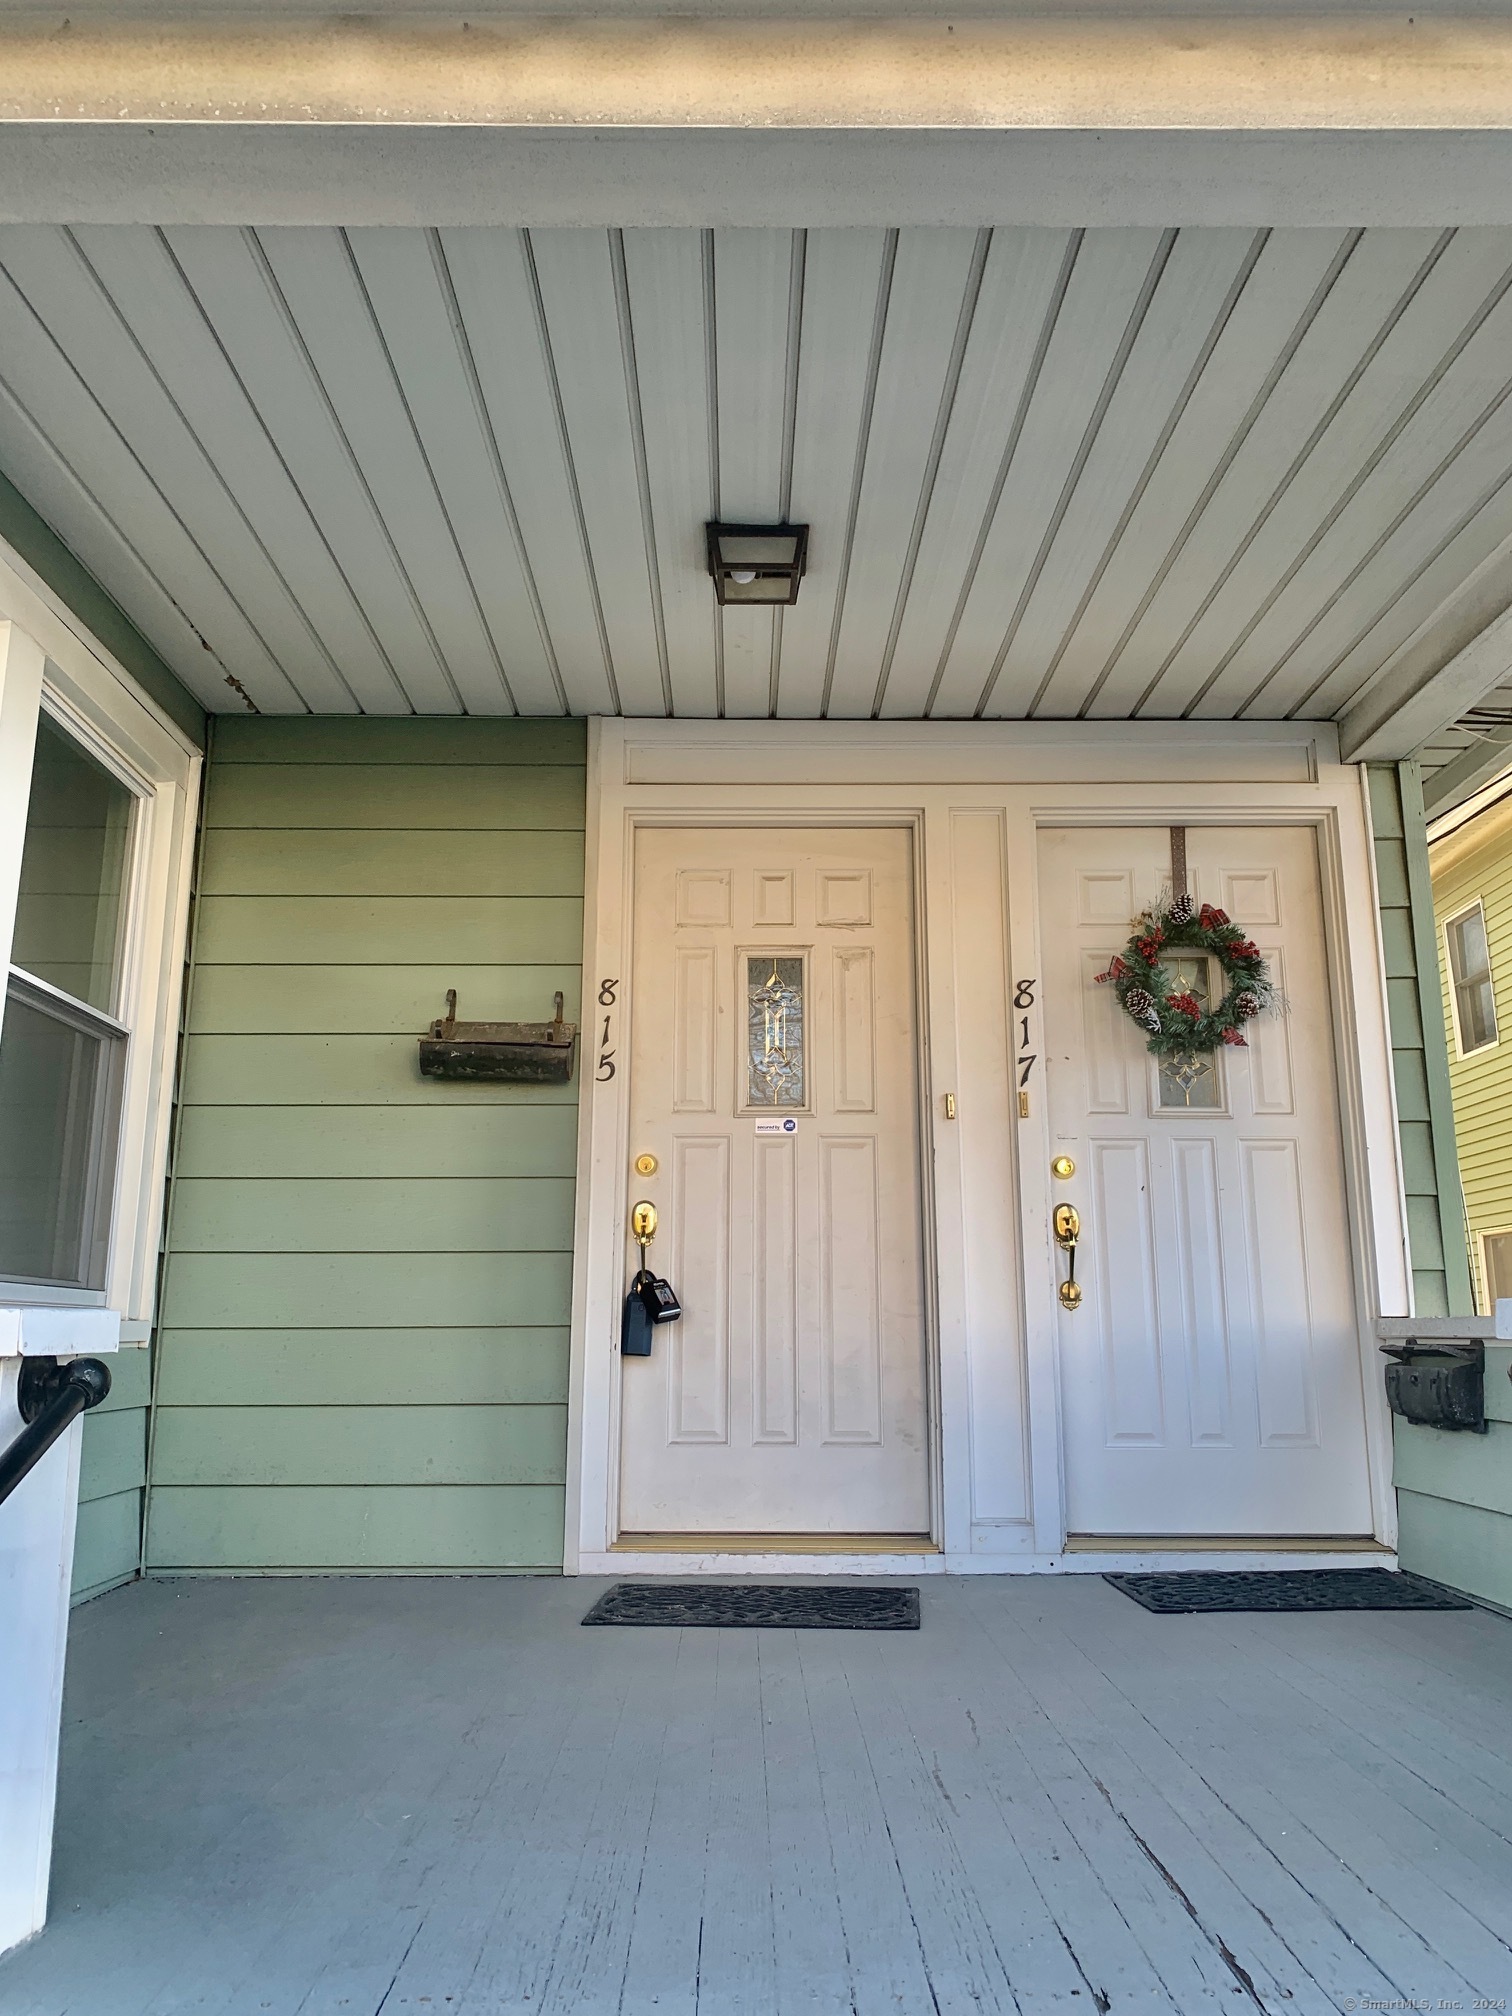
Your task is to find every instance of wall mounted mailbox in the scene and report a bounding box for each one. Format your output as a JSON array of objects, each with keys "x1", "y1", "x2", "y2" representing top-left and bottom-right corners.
[
  {"x1": 1381, "y1": 1338, "x2": 1487, "y2": 1433},
  {"x1": 419, "y1": 990, "x2": 578, "y2": 1085}
]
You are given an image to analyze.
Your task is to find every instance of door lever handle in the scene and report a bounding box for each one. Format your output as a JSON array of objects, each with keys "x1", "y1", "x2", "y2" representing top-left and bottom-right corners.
[{"x1": 1053, "y1": 1202, "x2": 1083, "y2": 1311}]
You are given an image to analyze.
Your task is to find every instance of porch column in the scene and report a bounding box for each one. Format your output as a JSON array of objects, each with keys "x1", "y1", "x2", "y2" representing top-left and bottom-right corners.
[{"x1": 0, "y1": 1312, "x2": 119, "y2": 1956}]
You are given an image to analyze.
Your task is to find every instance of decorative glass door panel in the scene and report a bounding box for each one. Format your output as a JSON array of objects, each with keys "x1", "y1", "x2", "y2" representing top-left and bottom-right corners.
[{"x1": 621, "y1": 828, "x2": 929, "y2": 1537}]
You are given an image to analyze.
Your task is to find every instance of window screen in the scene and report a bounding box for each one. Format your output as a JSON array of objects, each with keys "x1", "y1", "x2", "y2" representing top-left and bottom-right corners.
[{"x1": 0, "y1": 714, "x2": 134, "y2": 1290}]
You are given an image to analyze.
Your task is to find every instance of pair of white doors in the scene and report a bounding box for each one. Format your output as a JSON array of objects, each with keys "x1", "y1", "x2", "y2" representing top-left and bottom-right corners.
[{"x1": 617, "y1": 822, "x2": 1373, "y2": 1543}]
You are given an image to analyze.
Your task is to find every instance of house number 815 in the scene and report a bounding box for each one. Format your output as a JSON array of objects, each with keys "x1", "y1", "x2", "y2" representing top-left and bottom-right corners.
[{"x1": 596, "y1": 979, "x2": 618, "y2": 1081}]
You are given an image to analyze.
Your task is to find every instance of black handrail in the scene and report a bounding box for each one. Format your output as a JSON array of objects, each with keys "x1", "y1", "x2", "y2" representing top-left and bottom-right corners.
[{"x1": 0, "y1": 1356, "x2": 112, "y2": 1508}]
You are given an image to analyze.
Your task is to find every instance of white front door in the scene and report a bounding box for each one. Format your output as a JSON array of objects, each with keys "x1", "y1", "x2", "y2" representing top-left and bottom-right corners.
[
  {"x1": 1039, "y1": 825, "x2": 1374, "y2": 1538},
  {"x1": 619, "y1": 827, "x2": 930, "y2": 1538}
]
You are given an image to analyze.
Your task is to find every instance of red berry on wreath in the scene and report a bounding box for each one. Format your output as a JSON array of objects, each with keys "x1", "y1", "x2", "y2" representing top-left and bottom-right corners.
[{"x1": 1167, "y1": 992, "x2": 1202, "y2": 1021}]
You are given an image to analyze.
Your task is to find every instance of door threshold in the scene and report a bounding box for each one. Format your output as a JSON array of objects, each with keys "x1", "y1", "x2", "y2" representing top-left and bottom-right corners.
[
  {"x1": 614, "y1": 1531, "x2": 938, "y2": 1556},
  {"x1": 1065, "y1": 1533, "x2": 1390, "y2": 1554}
]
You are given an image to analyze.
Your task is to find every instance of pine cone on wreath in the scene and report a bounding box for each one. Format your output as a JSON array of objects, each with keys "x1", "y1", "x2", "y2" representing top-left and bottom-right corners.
[
  {"x1": 1124, "y1": 985, "x2": 1154, "y2": 1019},
  {"x1": 1167, "y1": 893, "x2": 1196, "y2": 926},
  {"x1": 1234, "y1": 991, "x2": 1261, "y2": 1021}
]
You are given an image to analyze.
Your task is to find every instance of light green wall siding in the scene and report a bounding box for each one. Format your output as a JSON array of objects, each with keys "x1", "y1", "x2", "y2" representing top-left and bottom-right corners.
[
  {"x1": 1367, "y1": 763, "x2": 1473, "y2": 1318},
  {"x1": 146, "y1": 716, "x2": 586, "y2": 1574},
  {"x1": 72, "y1": 1346, "x2": 149, "y2": 1601}
]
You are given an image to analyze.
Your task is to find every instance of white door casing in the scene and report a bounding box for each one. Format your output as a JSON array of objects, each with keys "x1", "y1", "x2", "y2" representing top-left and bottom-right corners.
[
  {"x1": 619, "y1": 827, "x2": 930, "y2": 1537},
  {"x1": 566, "y1": 722, "x2": 1407, "y2": 1575},
  {"x1": 1040, "y1": 825, "x2": 1375, "y2": 1538}
]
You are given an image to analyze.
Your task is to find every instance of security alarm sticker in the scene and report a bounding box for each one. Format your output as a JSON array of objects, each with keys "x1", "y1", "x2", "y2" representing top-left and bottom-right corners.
[{"x1": 754, "y1": 1117, "x2": 799, "y2": 1135}]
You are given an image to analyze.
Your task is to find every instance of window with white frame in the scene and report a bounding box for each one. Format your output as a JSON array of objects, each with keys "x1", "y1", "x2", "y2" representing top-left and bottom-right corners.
[
  {"x1": 1445, "y1": 900, "x2": 1498, "y2": 1055},
  {"x1": 0, "y1": 568, "x2": 200, "y2": 1322},
  {"x1": 0, "y1": 713, "x2": 137, "y2": 1290}
]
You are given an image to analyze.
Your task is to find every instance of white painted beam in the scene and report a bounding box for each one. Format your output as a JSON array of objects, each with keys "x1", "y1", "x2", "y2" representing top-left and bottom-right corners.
[{"x1": 8, "y1": 15, "x2": 1512, "y2": 226}]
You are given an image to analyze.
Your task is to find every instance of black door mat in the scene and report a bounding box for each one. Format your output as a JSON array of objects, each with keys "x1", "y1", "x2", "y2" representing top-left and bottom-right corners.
[
  {"x1": 1106, "y1": 1569, "x2": 1472, "y2": 1614},
  {"x1": 582, "y1": 1582, "x2": 920, "y2": 1629}
]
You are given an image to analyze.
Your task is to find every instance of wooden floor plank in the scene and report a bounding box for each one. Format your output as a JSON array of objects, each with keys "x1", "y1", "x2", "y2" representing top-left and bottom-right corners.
[
  {"x1": 753, "y1": 1631, "x2": 856, "y2": 2016},
  {"x1": 691, "y1": 1634, "x2": 779, "y2": 2015},
  {"x1": 793, "y1": 1632, "x2": 942, "y2": 2015}
]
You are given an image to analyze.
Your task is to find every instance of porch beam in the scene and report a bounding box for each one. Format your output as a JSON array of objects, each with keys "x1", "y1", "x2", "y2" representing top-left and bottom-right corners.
[
  {"x1": 1422, "y1": 731, "x2": 1512, "y2": 815},
  {"x1": 1338, "y1": 537, "x2": 1512, "y2": 764},
  {"x1": 11, "y1": 13, "x2": 1512, "y2": 226}
]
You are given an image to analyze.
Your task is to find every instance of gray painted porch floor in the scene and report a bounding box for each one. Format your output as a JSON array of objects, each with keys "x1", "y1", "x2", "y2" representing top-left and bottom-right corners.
[{"x1": 5, "y1": 1575, "x2": 1512, "y2": 2015}]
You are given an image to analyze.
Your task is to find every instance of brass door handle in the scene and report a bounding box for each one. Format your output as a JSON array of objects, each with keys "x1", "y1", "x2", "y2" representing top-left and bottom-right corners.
[
  {"x1": 1053, "y1": 1202, "x2": 1082, "y2": 1311},
  {"x1": 631, "y1": 1200, "x2": 658, "y2": 1251}
]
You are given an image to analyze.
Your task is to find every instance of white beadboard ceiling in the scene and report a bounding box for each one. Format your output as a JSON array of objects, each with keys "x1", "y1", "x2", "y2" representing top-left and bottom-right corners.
[{"x1": 5, "y1": 221, "x2": 1512, "y2": 730}]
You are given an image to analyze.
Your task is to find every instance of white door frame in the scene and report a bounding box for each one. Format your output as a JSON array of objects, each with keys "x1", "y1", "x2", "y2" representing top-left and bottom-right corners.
[{"x1": 566, "y1": 719, "x2": 1409, "y2": 1576}]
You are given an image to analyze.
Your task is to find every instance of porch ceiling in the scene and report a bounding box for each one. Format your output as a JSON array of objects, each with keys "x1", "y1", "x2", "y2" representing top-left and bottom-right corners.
[{"x1": 6, "y1": 221, "x2": 1512, "y2": 735}]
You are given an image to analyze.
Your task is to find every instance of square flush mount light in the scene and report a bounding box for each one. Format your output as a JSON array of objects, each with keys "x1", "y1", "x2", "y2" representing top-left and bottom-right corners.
[{"x1": 706, "y1": 523, "x2": 809, "y2": 605}]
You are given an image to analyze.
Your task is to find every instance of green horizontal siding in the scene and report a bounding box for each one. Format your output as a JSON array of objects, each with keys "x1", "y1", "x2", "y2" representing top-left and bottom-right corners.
[
  {"x1": 180, "y1": 1035, "x2": 580, "y2": 1106},
  {"x1": 192, "y1": 896, "x2": 584, "y2": 966},
  {"x1": 148, "y1": 718, "x2": 586, "y2": 1575},
  {"x1": 169, "y1": 1178, "x2": 576, "y2": 1253},
  {"x1": 151, "y1": 1405, "x2": 566, "y2": 1487},
  {"x1": 1396, "y1": 1483, "x2": 1512, "y2": 1616},
  {"x1": 1368, "y1": 764, "x2": 1472, "y2": 1319},
  {"x1": 174, "y1": 1105, "x2": 579, "y2": 1180},
  {"x1": 199, "y1": 828, "x2": 584, "y2": 897},
  {"x1": 72, "y1": 1347, "x2": 150, "y2": 1602},
  {"x1": 156, "y1": 1330, "x2": 569, "y2": 1407},
  {"x1": 205, "y1": 764, "x2": 584, "y2": 831},
  {"x1": 148, "y1": 1485, "x2": 565, "y2": 1572},
  {"x1": 188, "y1": 966, "x2": 582, "y2": 1036}
]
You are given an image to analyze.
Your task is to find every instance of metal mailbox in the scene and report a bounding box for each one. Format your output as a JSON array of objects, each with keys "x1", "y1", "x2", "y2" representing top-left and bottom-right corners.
[{"x1": 418, "y1": 989, "x2": 578, "y2": 1085}]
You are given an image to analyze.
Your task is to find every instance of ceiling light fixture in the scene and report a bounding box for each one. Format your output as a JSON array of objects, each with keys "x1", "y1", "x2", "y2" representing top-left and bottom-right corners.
[{"x1": 705, "y1": 523, "x2": 809, "y2": 606}]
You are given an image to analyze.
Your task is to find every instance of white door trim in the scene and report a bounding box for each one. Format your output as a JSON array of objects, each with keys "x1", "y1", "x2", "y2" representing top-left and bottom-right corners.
[{"x1": 566, "y1": 719, "x2": 1408, "y2": 1576}]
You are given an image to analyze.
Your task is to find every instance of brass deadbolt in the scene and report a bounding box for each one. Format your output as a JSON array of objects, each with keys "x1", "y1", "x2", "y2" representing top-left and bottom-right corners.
[
  {"x1": 1051, "y1": 1155, "x2": 1076, "y2": 1181},
  {"x1": 634, "y1": 1153, "x2": 659, "y2": 1177}
]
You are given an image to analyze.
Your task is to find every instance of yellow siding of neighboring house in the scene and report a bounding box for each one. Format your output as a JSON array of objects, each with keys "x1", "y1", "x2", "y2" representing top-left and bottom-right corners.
[{"x1": 1432, "y1": 798, "x2": 1512, "y2": 1313}]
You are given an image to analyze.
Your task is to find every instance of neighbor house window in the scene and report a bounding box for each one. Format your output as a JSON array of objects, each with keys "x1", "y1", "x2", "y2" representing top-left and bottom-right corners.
[
  {"x1": 0, "y1": 713, "x2": 135, "y2": 1291},
  {"x1": 1482, "y1": 1230, "x2": 1512, "y2": 1310},
  {"x1": 1446, "y1": 901, "x2": 1498, "y2": 1054}
]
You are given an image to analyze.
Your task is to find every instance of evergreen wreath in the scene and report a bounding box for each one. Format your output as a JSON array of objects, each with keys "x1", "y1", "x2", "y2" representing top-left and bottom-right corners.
[{"x1": 1097, "y1": 893, "x2": 1274, "y2": 1058}]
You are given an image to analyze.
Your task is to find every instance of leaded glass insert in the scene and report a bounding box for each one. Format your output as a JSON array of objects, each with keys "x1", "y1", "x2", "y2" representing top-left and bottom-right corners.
[
  {"x1": 746, "y1": 955, "x2": 805, "y2": 1107},
  {"x1": 1157, "y1": 954, "x2": 1221, "y2": 1110}
]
